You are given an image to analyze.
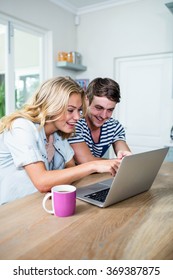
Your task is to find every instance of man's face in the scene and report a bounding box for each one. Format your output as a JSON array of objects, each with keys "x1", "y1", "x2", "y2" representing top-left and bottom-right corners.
[{"x1": 86, "y1": 96, "x2": 116, "y2": 128}]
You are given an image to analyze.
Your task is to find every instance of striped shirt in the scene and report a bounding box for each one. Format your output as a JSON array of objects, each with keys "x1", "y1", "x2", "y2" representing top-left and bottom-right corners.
[{"x1": 68, "y1": 118, "x2": 126, "y2": 158}]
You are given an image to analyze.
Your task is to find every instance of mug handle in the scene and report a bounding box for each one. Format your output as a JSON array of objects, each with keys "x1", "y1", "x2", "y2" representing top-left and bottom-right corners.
[{"x1": 42, "y1": 192, "x2": 54, "y2": 214}]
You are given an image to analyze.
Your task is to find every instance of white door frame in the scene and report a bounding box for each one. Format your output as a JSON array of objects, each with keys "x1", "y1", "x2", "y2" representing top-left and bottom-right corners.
[{"x1": 110, "y1": 52, "x2": 173, "y2": 156}]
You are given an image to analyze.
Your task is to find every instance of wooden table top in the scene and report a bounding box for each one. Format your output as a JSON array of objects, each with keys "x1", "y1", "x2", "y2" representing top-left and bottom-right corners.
[{"x1": 0, "y1": 162, "x2": 173, "y2": 260}]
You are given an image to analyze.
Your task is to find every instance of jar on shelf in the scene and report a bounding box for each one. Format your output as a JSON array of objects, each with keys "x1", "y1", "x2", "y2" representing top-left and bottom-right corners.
[
  {"x1": 57, "y1": 52, "x2": 67, "y2": 62},
  {"x1": 67, "y1": 52, "x2": 73, "y2": 63}
]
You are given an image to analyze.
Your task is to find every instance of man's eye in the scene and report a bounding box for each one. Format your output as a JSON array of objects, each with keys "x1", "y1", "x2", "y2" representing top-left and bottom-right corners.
[{"x1": 95, "y1": 107, "x2": 103, "y2": 111}]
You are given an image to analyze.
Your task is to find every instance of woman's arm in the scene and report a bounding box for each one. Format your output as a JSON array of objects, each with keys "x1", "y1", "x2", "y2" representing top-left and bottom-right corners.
[{"x1": 24, "y1": 158, "x2": 121, "y2": 193}]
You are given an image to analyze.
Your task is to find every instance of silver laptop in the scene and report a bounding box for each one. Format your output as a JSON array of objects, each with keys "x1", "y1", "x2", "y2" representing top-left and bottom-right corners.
[{"x1": 76, "y1": 147, "x2": 169, "y2": 208}]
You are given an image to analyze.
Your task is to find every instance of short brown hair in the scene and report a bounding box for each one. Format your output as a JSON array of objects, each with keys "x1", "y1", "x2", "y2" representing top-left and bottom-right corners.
[{"x1": 86, "y1": 77, "x2": 121, "y2": 105}]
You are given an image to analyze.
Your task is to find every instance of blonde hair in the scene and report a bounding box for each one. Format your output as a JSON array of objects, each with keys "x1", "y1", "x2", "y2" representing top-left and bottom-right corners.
[{"x1": 0, "y1": 76, "x2": 85, "y2": 139}]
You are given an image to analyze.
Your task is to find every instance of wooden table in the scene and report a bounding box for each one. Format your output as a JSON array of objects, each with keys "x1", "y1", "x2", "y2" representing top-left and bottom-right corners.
[{"x1": 0, "y1": 162, "x2": 173, "y2": 260}]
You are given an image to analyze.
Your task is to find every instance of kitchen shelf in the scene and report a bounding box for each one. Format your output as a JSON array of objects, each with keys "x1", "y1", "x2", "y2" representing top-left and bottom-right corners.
[{"x1": 56, "y1": 61, "x2": 87, "y2": 71}]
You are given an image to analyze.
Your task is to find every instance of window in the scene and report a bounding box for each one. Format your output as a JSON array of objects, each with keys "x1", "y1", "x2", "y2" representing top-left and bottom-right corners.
[
  {"x1": 15, "y1": 73, "x2": 39, "y2": 109},
  {"x1": 0, "y1": 23, "x2": 5, "y2": 118},
  {"x1": 0, "y1": 15, "x2": 49, "y2": 117}
]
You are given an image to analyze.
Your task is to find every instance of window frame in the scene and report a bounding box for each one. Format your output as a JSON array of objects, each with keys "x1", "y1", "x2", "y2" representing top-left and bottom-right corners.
[{"x1": 0, "y1": 13, "x2": 52, "y2": 115}]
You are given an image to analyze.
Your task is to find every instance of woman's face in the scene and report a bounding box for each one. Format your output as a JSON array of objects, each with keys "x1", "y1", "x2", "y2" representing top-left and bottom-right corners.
[{"x1": 46, "y1": 93, "x2": 83, "y2": 135}]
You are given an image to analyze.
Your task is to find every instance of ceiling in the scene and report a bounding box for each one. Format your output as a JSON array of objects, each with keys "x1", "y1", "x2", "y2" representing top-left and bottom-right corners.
[{"x1": 50, "y1": 0, "x2": 141, "y2": 14}]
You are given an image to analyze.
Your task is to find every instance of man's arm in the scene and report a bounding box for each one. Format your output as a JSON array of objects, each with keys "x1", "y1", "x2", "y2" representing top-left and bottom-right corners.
[
  {"x1": 70, "y1": 142, "x2": 104, "y2": 164},
  {"x1": 71, "y1": 140, "x2": 131, "y2": 164}
]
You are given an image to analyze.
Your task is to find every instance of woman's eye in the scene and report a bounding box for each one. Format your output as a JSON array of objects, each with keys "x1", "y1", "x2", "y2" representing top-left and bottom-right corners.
[{"x1": 68, "y1": 109, "x2": 74, "y2": 113}]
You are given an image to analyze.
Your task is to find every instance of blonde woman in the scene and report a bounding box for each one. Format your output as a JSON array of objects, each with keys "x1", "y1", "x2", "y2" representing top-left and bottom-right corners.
[{"x1": 0, "y1": 76, "x2": 120, "y2": 205}]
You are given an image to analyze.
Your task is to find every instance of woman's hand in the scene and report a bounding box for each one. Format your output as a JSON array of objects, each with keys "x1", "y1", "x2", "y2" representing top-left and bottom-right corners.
[{"x1": 93, "y1": 159, "x2": 121, "y2": 176}]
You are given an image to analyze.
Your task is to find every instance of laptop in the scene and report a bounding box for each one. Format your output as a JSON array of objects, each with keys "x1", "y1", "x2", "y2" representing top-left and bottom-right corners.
[{"x1": 76, "y1": 147, "x2": 169, "y2": 208}]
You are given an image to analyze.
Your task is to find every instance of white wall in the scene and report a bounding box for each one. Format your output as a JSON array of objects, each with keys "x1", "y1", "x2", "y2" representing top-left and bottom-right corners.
[{"x1": 76, "y1": 0, "x2": 173, "y2": 80}]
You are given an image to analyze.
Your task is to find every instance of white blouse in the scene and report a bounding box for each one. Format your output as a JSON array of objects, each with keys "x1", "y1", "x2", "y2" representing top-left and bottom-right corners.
[{"x1": 0, "y1": 118, "x2": 74, "y2": 205}]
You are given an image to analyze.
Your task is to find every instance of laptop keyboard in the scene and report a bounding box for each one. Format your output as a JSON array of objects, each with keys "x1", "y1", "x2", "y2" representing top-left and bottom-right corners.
[{"x1": 84, "y1": 188, "x2": 110, "y2": 203}]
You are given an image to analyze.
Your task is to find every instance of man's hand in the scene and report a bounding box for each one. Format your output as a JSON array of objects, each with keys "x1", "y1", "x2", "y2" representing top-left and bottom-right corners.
[{"x1": 117, "y1": 150, "x2": 132, "y2": 160}]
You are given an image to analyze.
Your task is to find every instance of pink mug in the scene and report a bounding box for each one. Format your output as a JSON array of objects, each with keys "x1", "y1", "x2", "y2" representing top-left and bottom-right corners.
[{"x1": 42, "y1": 185, "x2": 76, "y2": 217}]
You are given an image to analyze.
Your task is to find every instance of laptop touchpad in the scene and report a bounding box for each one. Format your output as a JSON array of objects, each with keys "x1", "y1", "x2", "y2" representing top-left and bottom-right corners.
[{"x1": 99, "y1": 178, "x2": 113, "y2": 186}]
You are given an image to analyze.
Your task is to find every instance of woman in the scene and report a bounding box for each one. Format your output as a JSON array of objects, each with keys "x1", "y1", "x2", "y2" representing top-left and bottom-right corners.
[{"x1": 0, "y1": 76, "x2": 120, "y2": 205}]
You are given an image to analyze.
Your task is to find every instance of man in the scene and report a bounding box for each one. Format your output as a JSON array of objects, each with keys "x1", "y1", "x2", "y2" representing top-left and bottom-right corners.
[{"x1": 68, "y1": 77, "x2": 131, "y2": 164}]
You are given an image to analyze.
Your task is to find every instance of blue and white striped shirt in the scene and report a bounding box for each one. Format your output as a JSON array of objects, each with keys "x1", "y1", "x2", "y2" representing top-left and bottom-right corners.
[{"x1": 68, "y1": 118, "x2": 126, "y2": 158}]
